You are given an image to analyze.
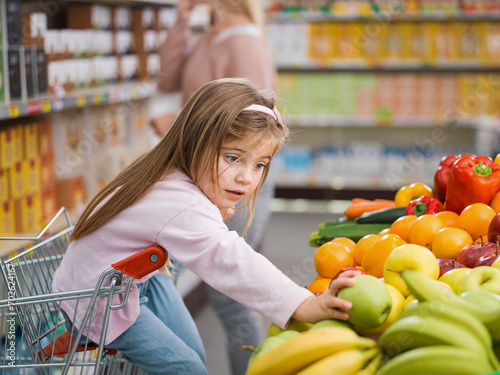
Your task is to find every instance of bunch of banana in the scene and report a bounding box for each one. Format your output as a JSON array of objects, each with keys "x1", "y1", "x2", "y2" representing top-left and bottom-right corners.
[
  {"x1": 245, "y1": 326, "x2": 379, "y2": 375},
  {"x1": 400, "y1": 269, "x2": 500, "y2": 327},
  {"x1": 375, "y1": 345, "x2": 495, "y2": 375},
  {"x1": 401, "y1": 269, "x2": 500, "y2": 350},
  {"x1": 373, "y1": 269, "x2": 500, "y2": 374}
]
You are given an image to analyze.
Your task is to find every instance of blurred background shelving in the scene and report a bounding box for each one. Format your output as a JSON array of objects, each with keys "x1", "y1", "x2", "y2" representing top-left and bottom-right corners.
[{"x1": 0, "y1": 0, "x2": 499, "y2": 236}]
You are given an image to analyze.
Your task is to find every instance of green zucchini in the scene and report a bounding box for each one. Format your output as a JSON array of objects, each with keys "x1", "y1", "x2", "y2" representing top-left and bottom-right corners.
[
  {"x1": 318, "y1": 218, "x2": 356, "y2": 230},
  {"x1": 355, "y1": 207, "x2": 407, "y2": 224},
  {"x1": 309, "y1": 223, "x2": 391, "y2": 247}
]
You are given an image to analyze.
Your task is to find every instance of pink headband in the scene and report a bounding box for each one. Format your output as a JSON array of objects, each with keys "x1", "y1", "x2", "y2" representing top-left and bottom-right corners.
[{"x1": 242, "y1": 104, "x2": 283, "y2": 124}]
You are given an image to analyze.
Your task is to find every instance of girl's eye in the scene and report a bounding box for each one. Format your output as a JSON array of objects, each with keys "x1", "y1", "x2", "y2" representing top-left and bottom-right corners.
[
  {"x1": 226, "y1": 155, "x2": 239, "y2": 164},
  {"x1": 255, "y1": 163, "x2": 267, "y2": 170}
]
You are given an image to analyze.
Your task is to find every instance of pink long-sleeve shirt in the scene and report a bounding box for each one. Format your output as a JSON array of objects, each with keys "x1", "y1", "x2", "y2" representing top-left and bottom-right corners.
[
  {"x1": 52, "y1": 170, "x2": 313, "y2": 345},
  {"x1": 158, "y1": 18, "x2": 277, "y2": 104}
]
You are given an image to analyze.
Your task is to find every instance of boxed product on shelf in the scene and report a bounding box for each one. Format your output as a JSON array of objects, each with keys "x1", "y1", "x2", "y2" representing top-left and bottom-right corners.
[
  {"x1": 457, "y1": 21, "x2": 482, "y2": 65},
  {"x1": 0, "y1": 201, "x2": 15, "y2": 236},
  {"x1": 432, "y1": 21, "x2": 460, "y2": 66},
  {"x1": 156, "y1": 7, "x2": 177, "y2": 30},
  {"x1": 0, "y1": 126, "x2": 21, "y2": 170},
  {"x1": 483, "y1": 21, "x2": 500, "y2": 65},
  {"x1": 21, "y1": 13, "x2": 47, "y2": 47},
  {"x1": 9, "y1": 161, "x2": 25, "y2": 199},
  {"x1": 0, "y1": 168, "x2": 8, "y2": 202},
  {"x1": 40, "y1": 152, "x2": 55, "y2": 188},
  {"x1": 24, "y1": 48, "x2": 35, "y2": 97},
  {"x1": 114, "y1": 30, "x2": 134, "y2": 55},
  {"x1": 4, "y1": 0, "x2": 21, "y2": 46},
  {"x1": 38, "y1": 118, "x2": 53, "y2": 156},
  {"x1": 14, "y1": 193, "x2": 42, "y2": 234},
  {"x1": 23, "y1": 122, "x2": 39, "y2": 159},
  {"x1": 23, "y1": 158, "x2": 41, "y2": 196},
  {"x1": 132, "y1": 7, "x2": 156, "y2": 31},
  {"x1": 405, "y1": 22, "x2": 434, "y2": 65},
  {"x1": 118, "y1": 54, "x2": 138, "y2": 81},
  {"x1": 56, "y1": 176, "x2": 86, "y2": 213},
  {"x1": 113, "y1": 6, "x2": 132, "y2": 31},
  {"x1": 66, "y1": 4, "x2": 112, "y2": 30},
  {"x1": 7, "y1": 47, "x2": 21, "y2": 100},
  {"x1": 41, "y1": 185, "x2": 57, "y2": 223}
]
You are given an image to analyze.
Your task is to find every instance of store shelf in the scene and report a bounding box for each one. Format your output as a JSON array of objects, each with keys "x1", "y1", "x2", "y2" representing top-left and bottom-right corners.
[
  {"x1": 0, "y1": 81, "x2": 158, "y2": 122},
  {"x1": 284, "y1": 115, "x2": 476, "y2": 129},
  {"x1": 275, "y1": 186, "x2": 398, "y2": 201},
  {"x1": 57, "y1": 0, "x2": 175, "y2": 5},
  {"x1": 268, "y1": 12, "x2": 500, "y2": 23},
  {"x1": 277, "y1": 65, "x2": 500, "y2": 73}
]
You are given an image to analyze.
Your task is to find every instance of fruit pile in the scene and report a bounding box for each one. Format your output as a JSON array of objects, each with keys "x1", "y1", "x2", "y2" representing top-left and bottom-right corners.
[{"x1": 246, "y1": 153, "x2": 500, "y2": 375}]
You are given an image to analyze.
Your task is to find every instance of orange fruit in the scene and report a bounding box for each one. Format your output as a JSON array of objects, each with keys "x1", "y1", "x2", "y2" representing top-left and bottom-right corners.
[
  {"x1": 458, "y1": 203, "x2": 496, "y2": 240},
  {"x1": 409, "y1": 214, "x2": 446, "y2": 250},
  {"x1": 390, "y1": 215, "x2": 417, "y2": 243},
  {"x1": 379, "y1": 228, "x2": 391, "y2": 236},
  {"x1": 307, "y1": 277, "x2": 332, "y2": 294},
  {"x1": 435, "y1": 210, "x2": 460, "y2": 228},
  {"x1": 313, "y1": 242, "x2": 354, "y2": 279},
  {"x1": 361, "y1": 234, "x2": 406, "y2": 278},
  {"x1": 489, "y1": 191, "x2": 500, "y2": 213},
  {"x1": 353, "y1": 234, "x2": 381, "y2": 266},
  {"x1": 329, "y1": 237, "x2": 356, "y2": 253},
  {"x1": 431, "y1": 227, "x2": 473, "y2": 259}
]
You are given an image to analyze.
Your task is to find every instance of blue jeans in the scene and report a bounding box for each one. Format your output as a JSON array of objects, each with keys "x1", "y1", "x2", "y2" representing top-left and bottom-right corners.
[{"x1": 106, "y1": 274, "x2": 207, "y2": 375}]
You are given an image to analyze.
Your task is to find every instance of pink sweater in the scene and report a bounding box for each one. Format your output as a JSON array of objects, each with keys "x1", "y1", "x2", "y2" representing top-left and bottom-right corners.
[
  {"x1": 52, "y1": 170, "x2": 312, "y2": 345},
  {"x1": 158, "y1": 18, "x2": 277, "y2": 104}
]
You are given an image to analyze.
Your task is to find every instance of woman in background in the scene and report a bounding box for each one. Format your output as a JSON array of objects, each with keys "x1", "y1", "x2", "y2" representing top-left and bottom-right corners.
[{"x1": 150, "y1": 1, "x2": 278, "y2": 374}]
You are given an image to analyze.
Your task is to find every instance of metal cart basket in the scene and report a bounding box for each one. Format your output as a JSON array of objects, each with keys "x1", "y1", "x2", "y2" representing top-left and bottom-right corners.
[{"x1": 0, "y1": 208, "x2": 168, "y2": 374}]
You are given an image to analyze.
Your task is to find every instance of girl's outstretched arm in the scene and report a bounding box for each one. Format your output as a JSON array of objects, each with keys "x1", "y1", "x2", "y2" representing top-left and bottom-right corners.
[{"x1": 291, "y1": 269, "x2": 363, "y2": 323}]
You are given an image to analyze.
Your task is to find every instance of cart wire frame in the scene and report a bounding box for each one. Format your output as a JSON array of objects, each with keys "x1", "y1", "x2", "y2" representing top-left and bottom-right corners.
[{"x1": 0, "y1": 208, "x2": 168, "y2": 374}]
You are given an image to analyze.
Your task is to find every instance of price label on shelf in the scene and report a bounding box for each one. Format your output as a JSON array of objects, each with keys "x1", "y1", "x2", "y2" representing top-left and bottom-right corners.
[
  {"x1": 52, "y1": 100, "x2": 63, "y2": 111},
  {"x1": 9, "y1": 105, "x2": 19, "y2": 118},
  {"x1": 77, "y1": 96, "x2": 86, "y2": 107},
  {"x1": 41, "y1": 100, "x2": 51, "y2": 113},
  {"x1": 27, "y1": 102, "x2": 42, "y2": 115}
]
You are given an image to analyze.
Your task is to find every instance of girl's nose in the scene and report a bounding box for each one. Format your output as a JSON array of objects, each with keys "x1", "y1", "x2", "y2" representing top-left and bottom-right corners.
[{"x1": 235, "y1": 165, "x2": 253, "y2": 185}]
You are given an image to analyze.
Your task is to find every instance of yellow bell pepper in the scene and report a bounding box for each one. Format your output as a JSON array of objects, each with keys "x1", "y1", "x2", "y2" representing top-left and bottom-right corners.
[{"x1": 394, "y1": 182, "x2": 433, "y2": 207}]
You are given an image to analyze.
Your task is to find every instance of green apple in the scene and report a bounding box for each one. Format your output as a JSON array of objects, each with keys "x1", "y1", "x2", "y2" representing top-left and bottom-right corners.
[
  {"x1": 438, "y1": 267, "x2": 470, "y2": 293},
  {"x1": 460, "y1": 290, "x2": 500, "y2": 340},
  {"x1": 457, "y1": 266, "x2": 500, "y2": 295},
  {"x1": 356, "y1": 283, "x2": 406, "y2": 336},
  {"x1": 266, "y1": 318, "x2": 313, "y2": 337},
  {"x1": 337, "y1": 274, "x2": 392, "y2": 328},
  {"x1": 309, "y1": 318, "x2": 353, "y2": 331},
  {"x1": 493, "y1": 257, "x2": 500, "y2": 271},
  {"x1": 248, "y1": 330, "x2": 300, "y2": 366},
  {"x1": 383, "y1": 244, "x2": 440, "y2": 297}
]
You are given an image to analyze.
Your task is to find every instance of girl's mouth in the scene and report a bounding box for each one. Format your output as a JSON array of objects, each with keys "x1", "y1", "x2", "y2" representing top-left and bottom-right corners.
[{"x1": 226, "y1": 190, "x2": 245, "y2": 200}]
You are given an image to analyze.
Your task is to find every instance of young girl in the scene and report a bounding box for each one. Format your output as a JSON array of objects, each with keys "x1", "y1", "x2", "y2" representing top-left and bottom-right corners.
[{"x1": 52, "y1": 78, "x2": 360, "y2": 375}]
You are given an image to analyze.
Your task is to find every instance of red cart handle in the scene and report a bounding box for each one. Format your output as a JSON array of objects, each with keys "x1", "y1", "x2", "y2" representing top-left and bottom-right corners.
[{"x1": 112, "y1": 246, "x2": 168, "y2": 279}]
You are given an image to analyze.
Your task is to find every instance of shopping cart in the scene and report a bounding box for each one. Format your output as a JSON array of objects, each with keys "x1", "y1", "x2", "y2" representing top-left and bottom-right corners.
[{"x1": 0, "y1": 207, "x2": 169, "y2": 374}]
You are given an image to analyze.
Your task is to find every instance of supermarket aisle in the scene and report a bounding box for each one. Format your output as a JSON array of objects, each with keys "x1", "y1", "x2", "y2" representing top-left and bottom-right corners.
[{"x1": 195, "y1": 208, "x2": 338, "y2": 375}]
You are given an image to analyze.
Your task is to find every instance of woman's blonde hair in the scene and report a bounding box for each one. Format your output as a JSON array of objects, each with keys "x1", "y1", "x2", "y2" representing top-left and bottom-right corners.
[
  {"x1": 219, "y1": 0, "x2": 266, "y2": 31},
  {"x1": 70, "y1": 78, "x2": 288, "y2": 242}
]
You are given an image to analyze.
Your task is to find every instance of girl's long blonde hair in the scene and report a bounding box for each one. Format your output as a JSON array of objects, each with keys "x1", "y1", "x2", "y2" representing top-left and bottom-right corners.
[
  {"x1": 219, "y1": 0, "x2": 266, "y2": 32},
  {"x1": 70, "y1": 78, "x2": 288, "y2": 242}
]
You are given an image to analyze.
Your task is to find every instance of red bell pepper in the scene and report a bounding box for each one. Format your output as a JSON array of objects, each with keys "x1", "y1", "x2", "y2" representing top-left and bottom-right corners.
[
  {"x1": 445, "y1": 155, "x2": 500, "y2": 214},
  {"x1": 406, "y1": 196, "x2": 444, "y2": 216},
  {"x1": 434, "y1": 153, "x2": 475, "y2": 203}
]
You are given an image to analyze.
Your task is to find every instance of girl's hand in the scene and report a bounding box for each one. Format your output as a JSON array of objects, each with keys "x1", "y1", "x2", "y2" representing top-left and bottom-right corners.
[
  {"x1": 292, "y1": 269, "x2": 363, "y2": 323},
  {"x1": 221, "y1": 208, "x2": 235, "y2": 222}
]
